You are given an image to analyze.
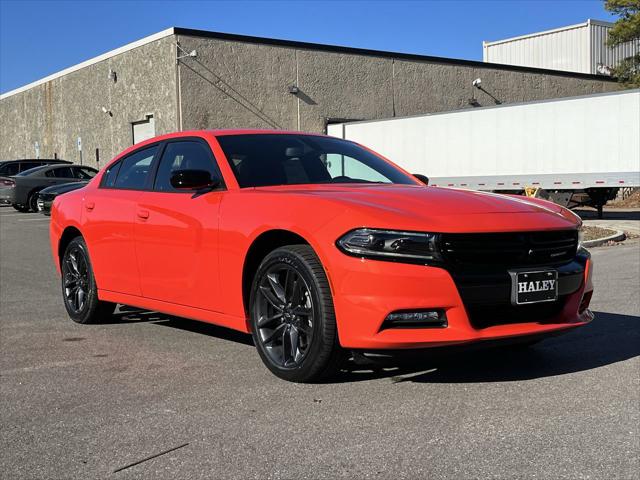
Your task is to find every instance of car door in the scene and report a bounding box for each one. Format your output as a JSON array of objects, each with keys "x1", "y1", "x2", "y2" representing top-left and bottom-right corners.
[
  {"x1": 134, "y1": 138, "x2": 225, "y2": 310},
  {"x1": 82, "y1": 144, "x2": 159, "y2": 296}
]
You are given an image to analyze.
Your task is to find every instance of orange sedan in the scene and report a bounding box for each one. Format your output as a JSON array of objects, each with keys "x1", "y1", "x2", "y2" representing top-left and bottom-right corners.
[{"x1": 50, "y1": 130, "x2": 594, "y2": 382}]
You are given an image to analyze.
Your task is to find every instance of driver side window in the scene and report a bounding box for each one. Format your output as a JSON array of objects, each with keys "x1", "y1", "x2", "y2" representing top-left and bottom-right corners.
[{"x1": 153, "y1": 141, "x2": 220, "y2": 192}]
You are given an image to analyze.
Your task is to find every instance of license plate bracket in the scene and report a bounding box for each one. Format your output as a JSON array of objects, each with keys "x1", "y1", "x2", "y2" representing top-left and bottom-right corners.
[{"x1": 509, "y1": 269, "x2": 558, "y2": 305}]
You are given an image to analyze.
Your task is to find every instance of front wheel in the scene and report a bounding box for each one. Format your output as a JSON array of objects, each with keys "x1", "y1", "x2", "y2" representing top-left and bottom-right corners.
[
  {"x1": 61, "y1": 236, "x2": 116, "y2": 324},
  {"x1": 249, "y1": 245, "x2": 343, "y2": 382}
]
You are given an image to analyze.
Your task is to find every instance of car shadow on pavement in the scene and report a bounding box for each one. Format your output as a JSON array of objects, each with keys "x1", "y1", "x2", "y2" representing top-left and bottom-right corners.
[
  {"x1": 107, "y1": 305, "x2": 255, "y2": 346},
  {"x1": 152, "y1": 317, "x2": 255, "y2": 347},
  {"x1": 333, "y1": 311, "x2": 640, "y2": 384},
  {"x1": 103, "y1": 308, "x2": 639, "y2": 383}
]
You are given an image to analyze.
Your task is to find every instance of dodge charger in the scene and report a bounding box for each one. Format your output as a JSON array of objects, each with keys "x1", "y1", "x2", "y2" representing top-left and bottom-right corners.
[{"x1": 49, "y1": 130, "x2": 594, "y2": 382}]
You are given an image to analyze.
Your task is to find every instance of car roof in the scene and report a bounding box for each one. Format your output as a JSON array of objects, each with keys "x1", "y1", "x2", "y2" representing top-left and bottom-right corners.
[
  {"x1": 39, "y1": 163, "x2": 95, "y2": 170},
  {"x1": 16, "y1": 163, "x2": 95, "y2": 176},
  {"x1": 0, "y1": 159, "x2": 71, "y2": 164},
  {"x1": 134, "y1": 129, "x2": 325, "y2": 145},
  {"x1": 107, "y1": 130, "x2": 342, "y2": 169}
]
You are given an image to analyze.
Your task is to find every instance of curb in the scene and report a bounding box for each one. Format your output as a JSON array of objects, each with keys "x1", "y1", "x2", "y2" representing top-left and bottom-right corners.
[{"x1": 583, "y1": 229, "x2": 626, "y2": 248}]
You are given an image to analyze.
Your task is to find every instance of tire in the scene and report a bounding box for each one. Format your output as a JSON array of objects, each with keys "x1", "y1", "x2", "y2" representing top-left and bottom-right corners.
[
  {"x1": 61, "y1": 236, "x2": 116, "y2": 324},
  {"x1": 27, "y1": 191, "x2": 41, "y2": 212},
  {"x1": 12, "y1": 204, "x2": 30, "y2": 212},
  {"x1": 249, "y1": 244, "x2": 343, "y2": 382}
]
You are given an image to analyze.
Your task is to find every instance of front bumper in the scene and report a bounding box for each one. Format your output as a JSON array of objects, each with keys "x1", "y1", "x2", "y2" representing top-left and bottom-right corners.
[
  {"x1": 37, "y1": 195, "x2": 53, "y2": 215},
  {"x1": 330, "y1": 253, "x2": 593, "y2": 350}
]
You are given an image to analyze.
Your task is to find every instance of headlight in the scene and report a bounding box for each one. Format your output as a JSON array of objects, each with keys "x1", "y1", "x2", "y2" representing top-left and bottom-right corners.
[{"x1": 337, "y1": 228, "x2": 442, "y2": 264}]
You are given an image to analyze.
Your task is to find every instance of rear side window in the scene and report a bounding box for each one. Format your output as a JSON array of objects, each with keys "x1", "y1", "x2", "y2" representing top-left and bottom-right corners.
[
  {"x1": 52, "y1": 167, "x2": 75, "y2": 178},
  {"x1": 154, "y1": 141, "x2": 220, "y2": 192},
  {"x1": 0, "y1": 163, "x2": 19, "y2": 176},
  {"x1": 72, "y1": 166, "x2": 97, "y2": 179},
  {"x1": 112, "y1": 146, "x2": 158, "y2": 190},
  {"x1": 19, "y1": 162, "x2": 41, "y2": 172}
]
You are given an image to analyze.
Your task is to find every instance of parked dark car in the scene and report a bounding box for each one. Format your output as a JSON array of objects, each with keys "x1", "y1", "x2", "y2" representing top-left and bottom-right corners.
[
  {"x1": 0, "y1": 164, "x2": 97, "y2": 212},
  {"x1": 37, "y1": 181, "x2": 88, "y2": 215},
  {"x1": 0, "y1": 159, "x2": 71, "y2": 177}
]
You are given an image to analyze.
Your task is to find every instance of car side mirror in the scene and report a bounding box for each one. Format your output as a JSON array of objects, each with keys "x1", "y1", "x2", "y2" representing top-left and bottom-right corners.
[
  {"x1": 170, "y1": 169, "x2": 219, "y2": 190},
  {"x1": 413, "y1": 173, "x2": 429, "y2": 185}
]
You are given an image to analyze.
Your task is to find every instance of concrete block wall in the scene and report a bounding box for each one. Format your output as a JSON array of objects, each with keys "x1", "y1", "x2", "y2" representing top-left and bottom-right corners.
[
  {"x1": 0, "y1": 35, "x2": 178, "y2": 167},
  {"x1": 1, "y1": 30, "x2": 620, "y2": 168},
  {"x1": 176, "y1": 33, "x2": 619, "y2": 134}
]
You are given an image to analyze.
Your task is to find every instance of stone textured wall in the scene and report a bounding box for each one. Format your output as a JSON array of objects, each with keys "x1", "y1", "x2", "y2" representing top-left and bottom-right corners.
[
  {"x1": 177, "y1": 34, "x2": 620, "y2": 134},
  {"x1": 0, "y1": 36, "x2": 177, "y2": 167},
  {"x1": 1, "y1": 32, "x2": 620, "y2": 167}
]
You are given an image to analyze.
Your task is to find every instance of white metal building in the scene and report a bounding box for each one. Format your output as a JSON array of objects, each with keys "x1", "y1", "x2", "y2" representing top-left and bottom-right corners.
[
  {"x1": 327, "y1": 90, "x2": 640, "y2": 191},
  {"x1": 483, "y1": 19, "x2": 640, "y2": 75}
]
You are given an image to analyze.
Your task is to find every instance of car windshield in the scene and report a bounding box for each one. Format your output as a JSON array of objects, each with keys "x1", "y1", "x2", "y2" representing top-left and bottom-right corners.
[
  {"x1": 16, "y1": 165, "x2": 48, "y2": 176},
  {"x1": 216, "y1": 134, "x2": 417, "y2": 188}
]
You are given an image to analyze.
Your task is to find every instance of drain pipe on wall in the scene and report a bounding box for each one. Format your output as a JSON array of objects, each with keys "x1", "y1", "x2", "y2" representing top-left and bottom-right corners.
[
  {"x1": 175, "y1": 42, "x2": 183, "y2": 131},
  {"x1": 295, "y1": 50, "x2": 300, "y2": 131}
]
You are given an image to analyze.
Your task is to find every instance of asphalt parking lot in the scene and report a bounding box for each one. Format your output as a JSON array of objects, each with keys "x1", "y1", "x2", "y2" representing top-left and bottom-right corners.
[{"x1": 1, "y1": 207, "x2": 639, "y2": 480}]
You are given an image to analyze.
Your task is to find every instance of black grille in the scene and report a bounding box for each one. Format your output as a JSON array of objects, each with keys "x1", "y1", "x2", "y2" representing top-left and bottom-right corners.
[
  {"x1": 465, "y1": 297, "x2": 567, "y2": 329},
  {"x1": 440, "y1": 230, "x2": 578, "y2": 268}
]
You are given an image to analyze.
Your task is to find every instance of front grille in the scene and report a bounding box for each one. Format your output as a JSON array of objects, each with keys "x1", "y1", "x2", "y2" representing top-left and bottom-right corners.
[
  {"x1": 440, "y1": 230, "x2": 578, "y2": 268},
  {"x1": 465, "y1": 296, "x2": 567, "y2": 329}
]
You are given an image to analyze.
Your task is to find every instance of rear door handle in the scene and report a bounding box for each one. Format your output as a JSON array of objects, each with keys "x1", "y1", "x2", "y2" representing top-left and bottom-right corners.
[
  {"x1": 137, "y1": 209, "x2": 149, "y2": 219},
  {"x1": 85, "y1": 201, "x2": 95, "y2": 211}
]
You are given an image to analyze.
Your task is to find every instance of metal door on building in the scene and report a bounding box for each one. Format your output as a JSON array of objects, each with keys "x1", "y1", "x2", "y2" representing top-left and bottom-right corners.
[{"x1": 132, "y1": 114, "x2": 155, "y2": 145}]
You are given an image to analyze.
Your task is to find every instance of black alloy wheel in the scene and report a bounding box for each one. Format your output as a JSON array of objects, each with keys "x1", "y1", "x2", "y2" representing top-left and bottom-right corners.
[
  {"x1": 250, "y1": 245, "x2": 343, "y2": 382},
  {"x1": 63, "y1": 242, "x2": 90, "y2": 314},
  {"x1": 61, "y1": 236, "x2": 116, "y2": 324},
  {"x1": 255, "y1": 264, "x2": 315, "y2": 368},
  {"x1": 27, "y1": 191, "x2": 40, "y2": 212}
]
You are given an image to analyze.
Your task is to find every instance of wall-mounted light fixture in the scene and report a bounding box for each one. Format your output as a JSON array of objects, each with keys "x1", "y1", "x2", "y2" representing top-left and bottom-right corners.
[
  {"x1": 101, "y1": 106, "x2": 113, "y2": 117},
  {"x1": 108, "y1": 69, "x2": 117, "y2": 82}
]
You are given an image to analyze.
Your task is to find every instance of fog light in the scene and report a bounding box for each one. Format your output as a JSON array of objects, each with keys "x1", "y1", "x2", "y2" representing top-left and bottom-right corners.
[{"x1": 381, "y1": 310, "x2": 447, "y2": 330}]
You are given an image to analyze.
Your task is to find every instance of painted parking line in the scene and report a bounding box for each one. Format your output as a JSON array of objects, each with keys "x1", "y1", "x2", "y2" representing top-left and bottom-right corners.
[{"x1": 17, "y1": 217, "x2": 50, "y2": 222}]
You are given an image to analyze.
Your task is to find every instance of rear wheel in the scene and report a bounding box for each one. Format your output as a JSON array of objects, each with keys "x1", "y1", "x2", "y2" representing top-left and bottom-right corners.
[
  {"x1": 12, "y1": 204, "x2": 30, "y2": 212},
  {"x1": 61, "y1": 236, "x2": 116, "y2": 324},
  {"x1": 250, "y1": 245, "x2": 343, "y2": 382}
]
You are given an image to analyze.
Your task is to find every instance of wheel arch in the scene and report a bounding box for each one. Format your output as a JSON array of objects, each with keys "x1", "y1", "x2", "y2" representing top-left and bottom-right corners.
[
  {"x1": 58, "y1": 226, "x2": 84, "y2": 267},
  {"x1": 242, "y1": 229, "x2": 320, "y2": 320}
]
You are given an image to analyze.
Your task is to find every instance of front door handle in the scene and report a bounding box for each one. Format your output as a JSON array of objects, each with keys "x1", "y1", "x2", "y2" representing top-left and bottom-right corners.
[
  {"x1": 85, "y1": 201, "x2": 95, "y2": 211},
  {"x1": 137, "y1": 209, "x2": 149, "y2": 219}
]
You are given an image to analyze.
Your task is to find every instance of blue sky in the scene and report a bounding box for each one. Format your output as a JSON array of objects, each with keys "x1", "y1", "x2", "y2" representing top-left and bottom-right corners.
[{"x1": 0, "y1": 0, "x2": 616, "y2": 94}]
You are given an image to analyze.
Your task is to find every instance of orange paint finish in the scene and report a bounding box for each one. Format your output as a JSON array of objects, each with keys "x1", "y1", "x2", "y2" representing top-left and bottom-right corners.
[{"x1": 50, "y1": 130, "x2": 592, "y2": 350}]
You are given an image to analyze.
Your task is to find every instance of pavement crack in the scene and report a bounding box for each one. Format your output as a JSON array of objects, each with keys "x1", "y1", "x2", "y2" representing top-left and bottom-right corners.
[{"x1": 112, "y1": 442, "x2": 189, "y2": 473}]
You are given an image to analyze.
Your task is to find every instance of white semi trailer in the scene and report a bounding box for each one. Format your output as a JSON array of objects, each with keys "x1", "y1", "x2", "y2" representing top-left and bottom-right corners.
[{"x1": 327, "y1": 89, "x2": 640, "y2": 217}]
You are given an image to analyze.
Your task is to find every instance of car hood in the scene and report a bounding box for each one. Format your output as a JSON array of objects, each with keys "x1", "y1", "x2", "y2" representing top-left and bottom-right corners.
[
  {"x1": 40, "y1": 181, "x2": 88, "y2": 195},
  {"x1": 255, "y1": 184, "x2": 581, "y2": 231}
]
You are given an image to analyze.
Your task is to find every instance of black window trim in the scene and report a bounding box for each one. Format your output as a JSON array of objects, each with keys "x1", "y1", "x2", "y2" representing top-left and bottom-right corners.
[
  {"x1": 149, "y1": 136, "x2": 227, "y2": 194},
  {"x1": 99, "y1": 142, "x2": 162, "y2": 191}
]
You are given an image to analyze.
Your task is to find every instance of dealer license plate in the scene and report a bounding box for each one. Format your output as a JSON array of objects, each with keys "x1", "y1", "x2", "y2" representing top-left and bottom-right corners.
[{"x1": 510, "y1": 270, "x2": 558, "y2": 305}]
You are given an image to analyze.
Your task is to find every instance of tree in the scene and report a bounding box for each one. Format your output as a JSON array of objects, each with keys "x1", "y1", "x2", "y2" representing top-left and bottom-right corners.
[{"x1": 605, "y1": 0, "x2": 640, "y2": 87}]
